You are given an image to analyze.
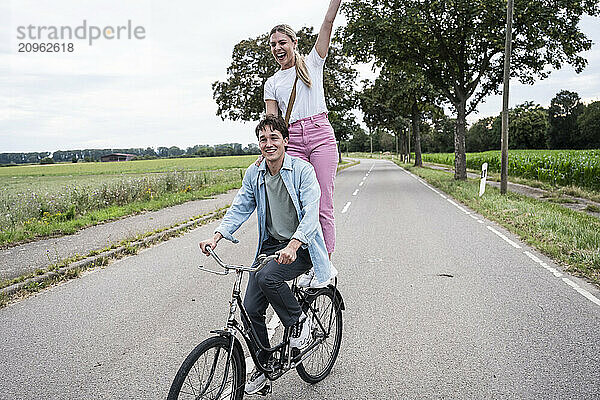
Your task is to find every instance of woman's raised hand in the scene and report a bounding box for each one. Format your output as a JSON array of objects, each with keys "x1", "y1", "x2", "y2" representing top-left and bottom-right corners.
[{"x1": 315, "y1": 0, "x2": 342, "y2": 58}]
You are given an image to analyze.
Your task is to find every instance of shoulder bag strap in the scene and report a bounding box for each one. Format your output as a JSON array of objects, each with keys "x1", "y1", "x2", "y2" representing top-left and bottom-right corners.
[{"x1": 284, "y1": 75, "x2": 299, "y2": 127}]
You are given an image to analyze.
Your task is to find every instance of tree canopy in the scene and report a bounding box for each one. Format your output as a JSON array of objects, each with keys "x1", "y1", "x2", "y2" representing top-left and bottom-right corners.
[
  {"x1": 577, "y1": 101, "x2": 600, "y2": 149},
  {"x1": 548, "y1": 90, "x2": 584, "y2": 149},
  {"x1": 342, "y1": 0, "x2": 599, "y2": 177},
  {"x1": 359, "y1": 66, "x2": 442, "y2": 165}
]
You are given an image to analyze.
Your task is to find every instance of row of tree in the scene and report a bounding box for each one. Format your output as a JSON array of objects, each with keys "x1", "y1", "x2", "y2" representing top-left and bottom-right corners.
[
  {"x1": 341, "y1": 0, "x2": 599, "y2": 176},
  {"x1": 467, "y1": 91, "x2": 600, "y2": 152},
  {"x1": 0, "y1": 143, "x2": 261, "y2": 165}
]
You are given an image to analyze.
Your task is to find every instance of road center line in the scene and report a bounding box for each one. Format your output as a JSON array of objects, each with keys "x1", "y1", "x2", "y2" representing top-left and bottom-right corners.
[
  {"x1": 359, "y1": 181, "x2": 364, "y2": 187},
  {"x1": 352, "y1": 189, "x2": 359, "y2": 196},
  {"x1": 486, "y1": 226, "x2": 522, "y2": 248},
  {"x1": 362, "y1": 176, "x2": 367, "y2": 181},
  {"x1": 341, "y1": 202, "x2": 351, "y2": 213}
]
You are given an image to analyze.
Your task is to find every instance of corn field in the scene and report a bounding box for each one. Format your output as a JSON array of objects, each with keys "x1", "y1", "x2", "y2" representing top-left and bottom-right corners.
[{"x1": 422, "y1": 150, "x2": 600, "y2": 191}]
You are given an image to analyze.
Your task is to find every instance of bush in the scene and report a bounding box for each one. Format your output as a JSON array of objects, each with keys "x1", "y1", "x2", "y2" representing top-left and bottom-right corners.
[{"x1": 40, "y1": 157, "x2": 54, "y2": 165}]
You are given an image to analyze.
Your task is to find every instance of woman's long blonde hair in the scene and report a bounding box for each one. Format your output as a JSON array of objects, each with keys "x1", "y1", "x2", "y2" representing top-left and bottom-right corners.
[{"x1": 270, "y1": 24, "x2": 312, "y2": 88}]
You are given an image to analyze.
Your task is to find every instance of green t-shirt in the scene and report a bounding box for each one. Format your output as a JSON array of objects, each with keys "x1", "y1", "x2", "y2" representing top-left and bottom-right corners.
[{"x1": 264, "y1": 170, "x2": 299, "y2": 241}]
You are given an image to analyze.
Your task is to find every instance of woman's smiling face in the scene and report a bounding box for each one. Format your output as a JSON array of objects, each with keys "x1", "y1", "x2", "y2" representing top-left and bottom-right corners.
[{"x1": 270, "y1": 31, "x2": 296, "y2": 70}]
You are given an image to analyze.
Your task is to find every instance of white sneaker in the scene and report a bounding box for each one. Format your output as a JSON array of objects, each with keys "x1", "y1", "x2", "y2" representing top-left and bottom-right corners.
[
  {"x1": 290, "y1": 312, "x2": 312, "y2": 349},
  {"x1": 244, "y1": 369, "x2": 267, "y2": 395},
  {"x1": 297, "y1": 264, "x2": 338, "y2": 289}
]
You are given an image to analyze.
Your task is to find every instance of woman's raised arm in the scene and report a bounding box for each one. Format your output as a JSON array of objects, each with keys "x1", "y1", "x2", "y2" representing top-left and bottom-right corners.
[{"x1": 315, "y1": 0, "x2": 342, "y2": 59}]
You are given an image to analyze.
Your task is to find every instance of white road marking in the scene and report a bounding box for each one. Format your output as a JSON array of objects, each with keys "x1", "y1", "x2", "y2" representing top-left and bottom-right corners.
[
  {"x1": 359, "y1": 181, "x2": 364, "y2": 187},
  {"x1": 477, "y1": 220, "x2": 484, "y2": 224},
  {"x1": 446, "y1": 199, "x2": 470, "y2": 214},
  {"x1": 486, "y1": 226, "x2": 522, "y2": 248},
  {"x1": 524, "y1": 251, "x2": 562, "y2": 277},
  {"x1": 341, "y1": 202, "x2": 351, "y2": 213},
  {"x1": 267, "y1": 313, "x2": 280, "y2": 338},
  {"x1": 246, "y1": 313, "x2": 281, "y2": 373},
  {"x1": 562, "y1": 278, "x2": 600, "y2": 306},
  {"x1": 362, "y1": 176, "x2": 367, "y2": 181},
  {"x1": 352, "y1": 189, "x2": 359, "y2": 196},
  {"x1": 524, "y1": 251, "x2": 542, "y2": 264},
  {"x1": 469, "y1": 214, "x2": 479, "y2": 220}
]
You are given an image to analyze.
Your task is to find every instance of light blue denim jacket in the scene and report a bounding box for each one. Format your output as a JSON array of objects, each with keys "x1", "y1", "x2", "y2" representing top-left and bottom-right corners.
[{"x1": 215, "y1": 154, "x2": 332, "y2": 283}]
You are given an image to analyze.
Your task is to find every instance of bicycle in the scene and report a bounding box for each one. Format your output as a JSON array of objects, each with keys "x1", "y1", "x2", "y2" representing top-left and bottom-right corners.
[{"x1": 167, "y1": 246, "x2": 344, "y2": 399}]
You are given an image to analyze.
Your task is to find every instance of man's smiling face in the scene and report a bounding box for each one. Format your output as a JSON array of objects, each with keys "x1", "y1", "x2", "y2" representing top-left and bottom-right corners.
[{"x1": 258, "y1": 126, "x2": 288, "y2": 164}]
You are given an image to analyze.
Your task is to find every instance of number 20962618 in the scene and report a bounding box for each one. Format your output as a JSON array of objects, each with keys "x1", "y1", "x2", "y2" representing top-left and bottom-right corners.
[{"x1": 18, "y1": 43, "x2": 74, "y2": 52}]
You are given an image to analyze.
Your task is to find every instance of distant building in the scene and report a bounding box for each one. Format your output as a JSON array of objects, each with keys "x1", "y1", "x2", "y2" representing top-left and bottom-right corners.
[{"x1": 100, "y1": 153, "x2": 136, "y2": 162}]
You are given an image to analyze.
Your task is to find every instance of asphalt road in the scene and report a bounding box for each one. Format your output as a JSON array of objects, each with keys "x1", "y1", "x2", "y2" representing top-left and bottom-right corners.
[{"x1": 1, "y1": 160, "x2": 599, "y2": 399}]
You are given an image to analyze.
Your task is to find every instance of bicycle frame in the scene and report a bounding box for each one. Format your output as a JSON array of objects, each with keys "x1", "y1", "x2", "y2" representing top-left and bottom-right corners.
[{"x1": 199, "y1": 247, "x2": 343, "y2": 383}]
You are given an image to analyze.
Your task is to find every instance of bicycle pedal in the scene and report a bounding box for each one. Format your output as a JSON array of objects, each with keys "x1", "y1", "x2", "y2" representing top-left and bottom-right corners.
[{"x1": 256, "y1": 383, "x2": 272, "y2": 396}]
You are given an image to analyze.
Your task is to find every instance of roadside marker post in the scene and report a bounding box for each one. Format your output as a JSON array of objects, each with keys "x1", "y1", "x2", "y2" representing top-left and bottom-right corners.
[{"x1": 479, "y1": 162, "x2": 488, "y2": 197}]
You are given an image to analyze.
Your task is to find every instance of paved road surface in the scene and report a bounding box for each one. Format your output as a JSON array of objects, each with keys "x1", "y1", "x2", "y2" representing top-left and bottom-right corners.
[{"x1": 1, "y1": 160, "x2": 599, "y2": 399}]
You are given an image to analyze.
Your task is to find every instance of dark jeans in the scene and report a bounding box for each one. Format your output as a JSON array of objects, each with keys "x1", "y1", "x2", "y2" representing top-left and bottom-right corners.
[{"x1": 243, "y1": 238, "x2": 312, "y2": 359}]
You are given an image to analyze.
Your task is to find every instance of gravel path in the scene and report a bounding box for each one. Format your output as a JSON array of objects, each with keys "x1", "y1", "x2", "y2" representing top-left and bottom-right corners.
[{"x1": 0, "y1": 190, "x2": 238, "y2": 281}]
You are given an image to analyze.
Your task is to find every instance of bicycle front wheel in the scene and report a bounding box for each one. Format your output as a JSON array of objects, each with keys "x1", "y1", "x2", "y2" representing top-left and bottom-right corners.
[
  {"x1": 167, "y1": 336, "x2": 244, "y2": 400},
  {"x1": 296, "y1": 288, "x2": 343, "y2": 383}
]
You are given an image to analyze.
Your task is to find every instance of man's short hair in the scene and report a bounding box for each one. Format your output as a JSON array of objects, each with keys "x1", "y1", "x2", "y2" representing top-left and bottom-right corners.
[{"x1": 255, "y1": 115, "x2": 289, "y2": 140}]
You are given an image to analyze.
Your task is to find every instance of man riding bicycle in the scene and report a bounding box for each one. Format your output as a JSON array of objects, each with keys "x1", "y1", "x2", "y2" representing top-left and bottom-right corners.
[{"x1": 198, "y1": 115, "x2": 333, "y2": 395}]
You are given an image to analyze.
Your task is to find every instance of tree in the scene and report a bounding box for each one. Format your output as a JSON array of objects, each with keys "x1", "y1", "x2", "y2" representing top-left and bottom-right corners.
[
  {"x1": 212, "y1": 27, "x2": 358, "y2": 143},
  {"x1": 342, "y1": 0, "x2": 599, "y2": 178},
  {"x1": 509, "y1": 102, "x2": 548, "y2": 149},
  {"x1": 466, "y1": 116, "x2": 499, "y2": 152},
  {"x1": 157, "y1": 147, "x2": 169, "y2": 158},
  {"x1": 548, "y1": 90, "x2": 584, "y2": 149},
  {"x1": 359, "y1": 66, "x2": 441, "y2": 164},
  {"x1": 421, "y1": 114, "x2": 456, "y2": 153},
  {"x1": 577, "y1": 101, "x2": 600, "y2": 149},
  {"x1": 348, "y1": 127, "x2": 370, "y2": 152}
]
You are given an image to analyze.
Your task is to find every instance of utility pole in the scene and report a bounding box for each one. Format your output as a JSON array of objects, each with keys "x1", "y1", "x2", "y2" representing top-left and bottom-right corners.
[{"x1": 500, "y1": 0, "x2": 514, "y2": 194}]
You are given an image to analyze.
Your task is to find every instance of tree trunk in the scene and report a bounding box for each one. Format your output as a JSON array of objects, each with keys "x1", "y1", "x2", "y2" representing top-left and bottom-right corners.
[
  {"x1": 412, "y1": 102, "x2": 423, "y2": 167},
  {"x1": 407, "y1": 126, "x2": 411, "y2": 164},
  {"x1": 454, "y1": 99, "x2": 468, "y2": 180},
  {"x1": 338, "y1": 142, "x2": 342, "y2": 164}
]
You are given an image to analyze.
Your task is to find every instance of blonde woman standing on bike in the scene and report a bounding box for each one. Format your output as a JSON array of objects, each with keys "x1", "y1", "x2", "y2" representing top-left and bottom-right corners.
[{"x1": 264, "y1": 0, "x2": 342, "y2": 261}]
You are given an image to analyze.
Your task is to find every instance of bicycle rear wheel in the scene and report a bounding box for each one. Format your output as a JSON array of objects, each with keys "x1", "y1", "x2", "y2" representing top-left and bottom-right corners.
[
  {"x1": 296, "y1": 288, "x2": 343, "y2": 383},
  {"x1": 167, "y1": 336, "x2": 244, "y2": 400}
]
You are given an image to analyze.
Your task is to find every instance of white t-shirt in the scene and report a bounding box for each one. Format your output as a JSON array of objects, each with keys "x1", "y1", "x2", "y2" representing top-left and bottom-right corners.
[{"x1": 264, "y1": 46, "x2": 328, "y2": 124}]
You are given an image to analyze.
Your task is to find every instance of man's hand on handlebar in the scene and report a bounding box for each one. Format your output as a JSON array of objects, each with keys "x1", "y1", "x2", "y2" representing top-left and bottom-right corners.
[
  {"x1": 276, "y1": 239, "x2": 303, "y2": 264},
  {"x1": 199, "y1": 232, "x2": 223, "y2": 256}
]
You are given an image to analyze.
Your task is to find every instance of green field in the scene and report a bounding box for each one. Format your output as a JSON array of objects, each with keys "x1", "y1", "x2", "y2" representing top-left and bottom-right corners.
[
  {"x1": 0, "y1": 156, "x2": 257, "y2": 245},
  {"x1": 0, "y1": 155, "x2": 257, "y2": 178},
  {"x1": 422, "y1": 150, "x2": 600, "y2": 191}
]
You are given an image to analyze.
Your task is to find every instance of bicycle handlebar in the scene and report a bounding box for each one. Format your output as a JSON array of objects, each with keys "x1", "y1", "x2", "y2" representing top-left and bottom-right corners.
[{"x1": 198, "y1": 245, "x2": 279, "y2": 276}]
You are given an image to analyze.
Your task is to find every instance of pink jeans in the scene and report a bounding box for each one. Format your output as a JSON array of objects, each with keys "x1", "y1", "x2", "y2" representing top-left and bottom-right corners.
[{"x1": 287, "y1": 112, "x2": 337, "y2": 253}]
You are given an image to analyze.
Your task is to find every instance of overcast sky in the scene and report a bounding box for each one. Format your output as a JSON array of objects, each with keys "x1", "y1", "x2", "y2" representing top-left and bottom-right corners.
[{"x1": 1, "y1": 1, "x2": 599, "y2": 153}]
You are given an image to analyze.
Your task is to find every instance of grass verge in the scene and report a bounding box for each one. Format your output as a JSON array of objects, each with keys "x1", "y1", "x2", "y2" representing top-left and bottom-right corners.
[
  {"x1": 1, "y1": 181, "x2": 240, "y2": 247},
  {"x1": 396, "y1": 162, "x2": 600, "y2": 286}
]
